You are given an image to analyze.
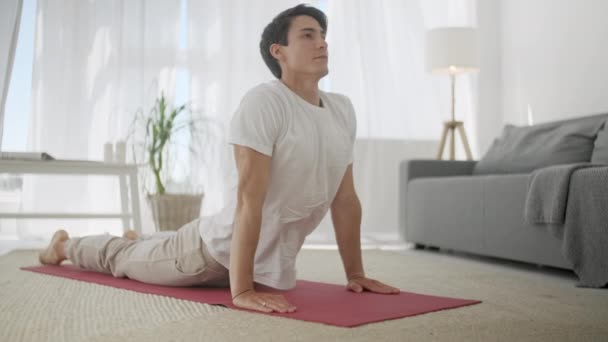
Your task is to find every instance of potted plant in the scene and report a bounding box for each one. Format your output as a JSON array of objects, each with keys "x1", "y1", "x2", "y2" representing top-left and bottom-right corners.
[{"x1": 129, "y1": 92, "x2": 209, "y2": 231}]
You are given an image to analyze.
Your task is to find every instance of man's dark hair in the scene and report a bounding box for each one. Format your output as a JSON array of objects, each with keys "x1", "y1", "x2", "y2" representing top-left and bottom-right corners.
[{"x1": 260, "y1": 4, "x2": 328, "y2": 79}]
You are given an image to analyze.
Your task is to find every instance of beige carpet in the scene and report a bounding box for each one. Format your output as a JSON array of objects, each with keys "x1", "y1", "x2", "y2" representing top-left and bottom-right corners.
[{"x1": 1, "y1": 247, "x2": 607, "y2": 342}]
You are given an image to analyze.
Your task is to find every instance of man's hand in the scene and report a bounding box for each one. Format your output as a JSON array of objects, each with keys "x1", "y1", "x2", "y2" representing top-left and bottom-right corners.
[
  {"x1": 232, "y1": 289, "x2": 297, "y2": 313},
  {"x1": 347, "y1": 277, "x2": 401, "y2": 294}
]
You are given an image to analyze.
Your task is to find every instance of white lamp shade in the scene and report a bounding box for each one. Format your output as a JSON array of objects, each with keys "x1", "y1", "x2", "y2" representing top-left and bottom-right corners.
[{"x1": 426, "y1": 27, "x2": 480, "y2": 75}]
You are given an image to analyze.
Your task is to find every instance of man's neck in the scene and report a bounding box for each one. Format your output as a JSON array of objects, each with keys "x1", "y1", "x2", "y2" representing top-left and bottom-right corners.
[{"x1": 280, "y1": 74, "x2": 322, "y2": 107}]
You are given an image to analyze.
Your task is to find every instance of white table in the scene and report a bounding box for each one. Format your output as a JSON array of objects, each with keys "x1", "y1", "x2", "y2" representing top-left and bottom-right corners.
[{"x1": 0, "y1": 160, "x2": 142, "y2": 233}]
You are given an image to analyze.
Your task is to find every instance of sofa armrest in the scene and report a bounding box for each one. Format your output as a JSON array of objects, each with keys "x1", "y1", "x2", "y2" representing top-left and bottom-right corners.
[
  {"x1": 398, "y1": 159, "x2": 477, "y2": 240},
  {"x1": 400, "y1": 159, "x2": 477, "y2": 184}
]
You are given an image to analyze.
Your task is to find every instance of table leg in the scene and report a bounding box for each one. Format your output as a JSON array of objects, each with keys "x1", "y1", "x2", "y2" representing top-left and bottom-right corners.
[
  {"x1": 129, "y1": 170, "x2": 142, "y2": 234},
  {"x1": 119, "y1": 174, "x2": 130, "y2": 232}
]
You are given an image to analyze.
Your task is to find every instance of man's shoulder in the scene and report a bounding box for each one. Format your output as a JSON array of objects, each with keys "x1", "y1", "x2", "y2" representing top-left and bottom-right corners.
[
  {"x1": 243, "y1": 80, "x2": 286, "y2": 102},
  {"x1": 324, "y1": 91, "x2": 349, "y2": 102},
  {"x1": 322, "y1": 91, "x2": 353, "y2": 110},
  {"x1": 234, "y1": 81, "x2": 290, "y2": 122}
]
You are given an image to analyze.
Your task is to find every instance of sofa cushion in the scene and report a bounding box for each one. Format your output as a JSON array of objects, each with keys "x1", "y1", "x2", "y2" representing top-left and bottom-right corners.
[
  {"x1": 474, "y1": 114, "x2": 607, "y2": 175},
  {"x1": 591, "y1": 120, "x2": 608, "y2": 164}
]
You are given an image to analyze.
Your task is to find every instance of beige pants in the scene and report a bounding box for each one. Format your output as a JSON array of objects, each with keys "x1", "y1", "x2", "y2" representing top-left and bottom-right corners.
[{"x1": 65, "y1": 219, "x2": 229, "y2": 287}]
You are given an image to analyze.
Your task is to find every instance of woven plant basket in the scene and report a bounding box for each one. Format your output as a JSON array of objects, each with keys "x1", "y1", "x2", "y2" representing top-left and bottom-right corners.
[{"x1": 147, "y1": 193, "x2": 204, "y2": 231}]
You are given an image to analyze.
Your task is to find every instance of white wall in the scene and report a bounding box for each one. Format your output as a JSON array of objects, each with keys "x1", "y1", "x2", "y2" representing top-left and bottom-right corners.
[
  {"x1": 476, "y1": 0, "x2": 608, "y2": 155},
  {"x1": 502, "y1": 0, "x2": 608, "y2": 125},
  {"x1": 478, "y1": 0, "x2": 608, "y2": 143},
  {"x1": 475, "y1": 0, "x2": 503, "y2": 156}
]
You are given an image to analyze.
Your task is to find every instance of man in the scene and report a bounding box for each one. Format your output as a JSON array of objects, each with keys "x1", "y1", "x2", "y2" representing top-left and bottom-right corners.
[{"x1": 39, "y1": 4, "x2": 399, "y2": 314}]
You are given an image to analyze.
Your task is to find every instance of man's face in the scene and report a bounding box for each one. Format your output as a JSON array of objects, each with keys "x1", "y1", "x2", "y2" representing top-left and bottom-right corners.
[{"x1": 272, "y1": 15, "x2": 328, "y2": 79}]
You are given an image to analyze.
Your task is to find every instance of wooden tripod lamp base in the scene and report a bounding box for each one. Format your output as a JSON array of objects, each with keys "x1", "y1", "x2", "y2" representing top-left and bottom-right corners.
[
  {"x1": 436, "y1": 120, "x2": 473, "y2": 160},
  {"x1": 426, "y1": 27, "x2": 479, "y2": 161}
]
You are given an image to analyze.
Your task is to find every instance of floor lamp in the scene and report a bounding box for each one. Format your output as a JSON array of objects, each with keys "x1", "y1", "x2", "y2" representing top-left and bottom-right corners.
[{"x1": 426, "y1": 27, "x2": 479, "y2": 160}]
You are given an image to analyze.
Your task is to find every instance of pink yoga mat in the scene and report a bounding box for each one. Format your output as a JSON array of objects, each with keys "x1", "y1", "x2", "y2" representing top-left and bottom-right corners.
[{"x1": 22, "y1": 265, "x2": 480, "y2": 327}]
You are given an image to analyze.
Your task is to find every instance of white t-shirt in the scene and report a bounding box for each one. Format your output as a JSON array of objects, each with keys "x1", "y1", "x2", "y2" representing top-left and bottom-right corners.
[{"x1": 198, "y1": 80, "x2": 356, "y2": 289}]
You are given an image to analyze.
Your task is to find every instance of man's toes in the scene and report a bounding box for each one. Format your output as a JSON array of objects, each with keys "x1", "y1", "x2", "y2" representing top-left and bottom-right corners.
[
  {"x1": 39, "y1": 229, "x2": 69, "y2": 265},
  {"x1": 39, "y1": 248, "x2": 58, "y2": 265}
]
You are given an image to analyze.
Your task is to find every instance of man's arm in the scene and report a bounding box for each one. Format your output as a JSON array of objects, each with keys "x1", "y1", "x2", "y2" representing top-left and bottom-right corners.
[
  {"x1": 230, "y1": 145, "x2": 296, "y2": 313},
  {"x1": 230, "y1": 145, "x2": 270, "y2": 298},
  {"x1": 330, "y1": 164, "x2": 365, "y2": 281},
  {"x1": 331, "y1": 164, "x2": 400, "y2": 294}
]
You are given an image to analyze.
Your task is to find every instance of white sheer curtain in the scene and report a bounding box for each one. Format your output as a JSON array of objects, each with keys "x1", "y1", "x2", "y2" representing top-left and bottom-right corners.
[
  {"x1": 19, "y1": 0, "x2": 476, "y2": 243},
  {"x1": 308, "y1": 0, "x2": 478, "y2": 243},
  {"x1": 19, "y1": 0, "x2": 313, "y2": 239},
  {"x1": 21, "y1": 0, "x2": 181, "y2": 239},
  {"x1": 0, "y1": 0, "x2": 23, "y2": 149}
]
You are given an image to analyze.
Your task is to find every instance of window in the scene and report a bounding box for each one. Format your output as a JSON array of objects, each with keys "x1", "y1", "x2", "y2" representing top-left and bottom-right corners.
[
  {"x1": 1, "y1": 0, "x2": 35, "y2": 237},
  {"x1": 1, "y1": 0, "x2": 36, "y2": 200},
  {"x1": 2, "y1": 0, "x2": 36, "y2": 152}
]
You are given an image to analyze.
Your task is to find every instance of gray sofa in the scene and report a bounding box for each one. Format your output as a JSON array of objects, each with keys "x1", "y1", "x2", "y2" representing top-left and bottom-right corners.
[{"x1": 399, "y1": 113, "x2": 608, "y2": 274}]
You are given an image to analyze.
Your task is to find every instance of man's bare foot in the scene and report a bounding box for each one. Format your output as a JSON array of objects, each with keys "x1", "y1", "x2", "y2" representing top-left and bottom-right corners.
[
  {"x1": 123, "y1": 230, "x2": 139, "y2": 240},
  {"x1": 39, "y1": 229, "x2": 69, "y2": 265}
]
